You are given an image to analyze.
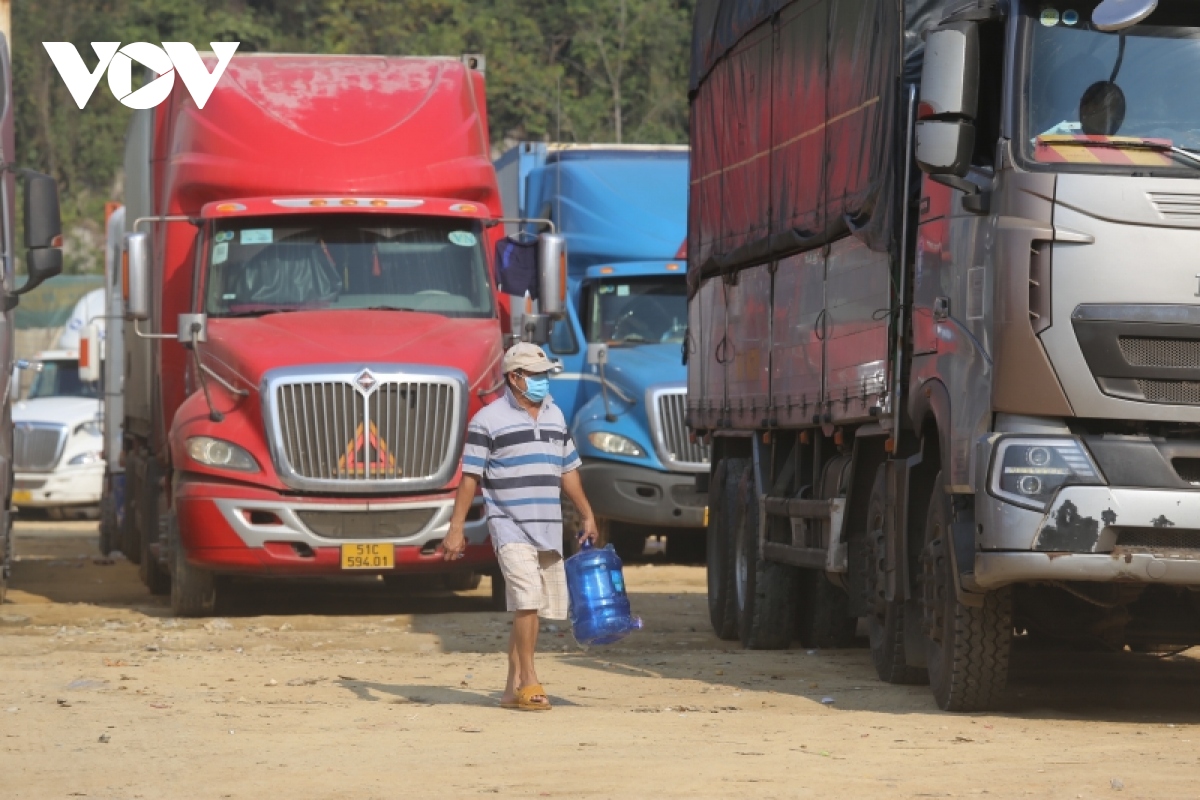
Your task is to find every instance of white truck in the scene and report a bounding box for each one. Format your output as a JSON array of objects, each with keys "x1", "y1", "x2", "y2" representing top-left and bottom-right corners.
[{"x1": 11, "y1": 290, "x2": 105, "y2": 518}]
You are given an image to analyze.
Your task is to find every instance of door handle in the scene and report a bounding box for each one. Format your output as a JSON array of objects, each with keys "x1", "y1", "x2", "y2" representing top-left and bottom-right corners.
[{"x1": 933, "y1": 296, "x2": 950, "y2": 321}]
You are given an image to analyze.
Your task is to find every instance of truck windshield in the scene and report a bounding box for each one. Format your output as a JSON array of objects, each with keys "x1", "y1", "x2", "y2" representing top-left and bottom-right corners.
[
  {"x1": 204, "y1": 215, "x2": 493, "y2": 318},
  {"x1": 1023, "y1": 0, "x2": 1200, "y2": 172},
  {"x1": 585, "y1": 276, "x2": 687, "y2": 345},
  {"x1": 28, "y1": 361, "x2": 97, "y2": 399}
]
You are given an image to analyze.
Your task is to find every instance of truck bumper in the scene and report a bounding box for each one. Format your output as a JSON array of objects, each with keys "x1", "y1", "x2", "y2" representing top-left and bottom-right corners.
[
  {"x1": 578, "y1": 460, "x2": 706, "y2": 528},
  {"x1": 12, "y1": 464, "x2": 104, "y2": 508},
  {"x1": 174, "y1": 478, "x2": 492, "y2": 576},
  {"x1": 975, "y1": 485, "x2": 1200, "y2": 589}
]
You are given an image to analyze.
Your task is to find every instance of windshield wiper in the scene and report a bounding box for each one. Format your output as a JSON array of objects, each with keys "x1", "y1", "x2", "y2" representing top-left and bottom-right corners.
[
  {"x1": 366, "y1": 305, "x2": 419, "y2": 312},
  {"x1": 1038, "y1": 135, "x2": 1200, "y2": 170},
  {"x1": 218, "y1": 307, "x2": 306, "y2": 318}
]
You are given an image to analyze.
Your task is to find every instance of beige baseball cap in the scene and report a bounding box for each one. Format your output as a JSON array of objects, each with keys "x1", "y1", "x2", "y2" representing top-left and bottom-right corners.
[{"x1": 503, "y1": 342, "x2": 559, "y2": 374}]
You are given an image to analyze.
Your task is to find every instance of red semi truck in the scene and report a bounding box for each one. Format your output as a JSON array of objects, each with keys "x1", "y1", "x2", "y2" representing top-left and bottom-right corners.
[{"x1": 113, "y1": 54, "x2": 565, "y2": 615}]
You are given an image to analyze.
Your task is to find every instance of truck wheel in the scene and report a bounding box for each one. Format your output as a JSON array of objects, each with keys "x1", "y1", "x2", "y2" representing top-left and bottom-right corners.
[
  {"x1": 0, "y1": 511, "x2": 11, "y2": 605},
  {"x1": 921, "y1": 472, "x2": 1011, "y2": 712},
  {"x1": 443, "y1": 572, "x2": 482, "y2": 592},
  {"x1": 489, "y1": 571, "x2": 508, "y2": 611},
  {"x1": 734, "y1": 460, "x2": 798, "y2": 650},
  {"x1": 168, "y1": 512, "x2": 218, "y2": 617},
  {"x1": 864, "y1": 468, "x2": 927, "y2": 684},
  {"x1": 796, "y1": 569, "x2": 858, "y2": 649},
  {"x1": 119, "y1": 467, "x2": 140, "y2": 565},
  {"x1": 706, "y1": 459, "x2": 739, "y2": 640},
  {"x1": 138, "y1": 461, "x2": 170, "y2": 596}
]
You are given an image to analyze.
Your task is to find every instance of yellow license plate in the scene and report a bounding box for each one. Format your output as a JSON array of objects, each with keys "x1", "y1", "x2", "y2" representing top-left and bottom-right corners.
[
  {"x1": 340, "y1": 542, "x2": 395, "y2": 570},
  {"x1": 11, "y1": 490, "x2": 31, "y2": 504}
]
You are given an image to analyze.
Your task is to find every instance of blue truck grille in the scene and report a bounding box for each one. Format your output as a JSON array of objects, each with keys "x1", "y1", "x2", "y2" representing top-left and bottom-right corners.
[{"x1": 652, "y1": 390, "x2": 710, "y2": 471}]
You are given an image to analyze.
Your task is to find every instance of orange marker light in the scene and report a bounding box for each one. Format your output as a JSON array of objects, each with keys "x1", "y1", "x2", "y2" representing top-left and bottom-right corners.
[
  {"x1": 600, "y1": 266, "x2": 614, "y2": 274},
  {"x1": 310, "y1": 199, "x2": 328, "y2": 207},
  {"x1": 666, "y1": 263, "x2": 680, "y2": 271},
  {"x1": 80, "y1": 337, "x2": 90, "y2": 370},
  {"x1": 215, "y1": 203, "x2": 245, "y2": 213},
  {"x1": 370, "y1": 199, "x2": 388, "y2": 207},
  {"x1": 340, "y1": 198, "x2": 359, "y2": 206}
]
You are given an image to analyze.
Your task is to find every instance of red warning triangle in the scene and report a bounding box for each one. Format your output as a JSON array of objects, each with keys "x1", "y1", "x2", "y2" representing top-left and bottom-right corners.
[{"x1": 338, "y1": 421, "x2": 398, "y2": 476}]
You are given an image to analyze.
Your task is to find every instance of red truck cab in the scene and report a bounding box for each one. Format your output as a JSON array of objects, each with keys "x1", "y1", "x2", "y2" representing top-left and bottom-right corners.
[{"x1": 115, "y1": 55, "x2": 520, "y2": 615}]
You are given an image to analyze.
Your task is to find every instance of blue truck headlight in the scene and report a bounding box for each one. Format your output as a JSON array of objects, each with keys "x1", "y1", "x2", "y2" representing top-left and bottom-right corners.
[
  {"x1": 587, "y1": 431, "x2": 645, "y2": 458},
  {"x1": 990, "y1": 437, "x2": 1103, "y2": 510},
  {"x1": 187, "y1": 436, "x2": 259, "y2": 472}
]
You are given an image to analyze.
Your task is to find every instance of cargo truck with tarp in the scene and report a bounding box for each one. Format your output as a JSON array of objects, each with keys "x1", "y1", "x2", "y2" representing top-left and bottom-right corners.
[
  {"x1": 115, "y1": 53, "x2": 566, "y2": 616},
  {"x1": 689, "y1": 0, "x2": 1200, "y2": 710}
]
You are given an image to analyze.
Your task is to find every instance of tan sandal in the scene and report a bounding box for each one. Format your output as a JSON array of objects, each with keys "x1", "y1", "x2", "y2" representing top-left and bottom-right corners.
[{"x1": 501, "y1": 683, "x2": 551, "y2": 711}]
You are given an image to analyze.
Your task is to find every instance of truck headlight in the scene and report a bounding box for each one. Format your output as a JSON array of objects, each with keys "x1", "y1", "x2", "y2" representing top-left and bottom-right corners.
[
  {"x1": 68, "y1": 451, "x2": 102, "y2": 466},
  {"x1": 187, "y1": 436, "x2": 259, "y2": 472},
  {"x1": 588, "y1": 431, "x2": 645, "y2": 458},
  {"x1": 990, "y1": 437, "x2": 1103, "y2": 510},
  {"x1": 74, "y1": 420, "x2": 102, "y2": 437}
]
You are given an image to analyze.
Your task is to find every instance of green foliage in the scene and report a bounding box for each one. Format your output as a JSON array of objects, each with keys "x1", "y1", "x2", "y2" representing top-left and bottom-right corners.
[{"x1": 12, "y1": 0, "x2": 694, "y2": 274}]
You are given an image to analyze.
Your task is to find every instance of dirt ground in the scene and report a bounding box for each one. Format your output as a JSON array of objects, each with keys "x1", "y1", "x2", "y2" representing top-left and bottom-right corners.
[{"x1": 3, "y1": 520, "x2": 1200, "y2": 799}]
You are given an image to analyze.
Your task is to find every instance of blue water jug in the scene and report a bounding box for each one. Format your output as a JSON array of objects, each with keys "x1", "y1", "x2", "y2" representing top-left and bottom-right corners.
[{"x1": 565, "y1": 539, "x2": 643, "y2": 646}]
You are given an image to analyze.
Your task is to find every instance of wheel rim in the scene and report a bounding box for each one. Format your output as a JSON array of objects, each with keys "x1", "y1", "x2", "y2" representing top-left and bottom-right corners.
[{"x1": 735, "y1": 526, "x2": 748, "y2": 611}]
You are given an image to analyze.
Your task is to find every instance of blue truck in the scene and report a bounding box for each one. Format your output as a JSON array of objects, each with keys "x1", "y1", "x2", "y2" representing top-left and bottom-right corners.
[{"x1": 494, "y1": 144, "x2": 709, "y2": 559}]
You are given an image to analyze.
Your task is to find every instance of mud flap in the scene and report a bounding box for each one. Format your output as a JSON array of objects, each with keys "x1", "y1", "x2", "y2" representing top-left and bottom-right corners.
[{"x1": 950, "y1": 508, "x2": 984, "y2": 608}]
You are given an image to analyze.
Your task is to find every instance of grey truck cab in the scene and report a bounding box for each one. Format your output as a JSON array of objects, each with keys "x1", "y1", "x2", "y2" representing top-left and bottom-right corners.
[{"x1": 689, "y1": 0, "x2": 1200, "y2": 713}]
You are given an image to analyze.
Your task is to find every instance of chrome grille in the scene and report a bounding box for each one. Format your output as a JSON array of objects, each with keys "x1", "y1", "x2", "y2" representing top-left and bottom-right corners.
[
  {"x1": 651, "y1": 390, "x2": 710, "y2": 471},
  {"x1": 296, "y1": 508, "x2": 437, "y2": 539},
  {"x1": 267, "y1": 366, "x2": 465, "y2": 492},
  {"x1": 1119, "y1": 336, "x2": 1200, "y2": 368},
  {"x1": 1136, "y1": 379, "x2": 1200, "y2": 405},
  {"x1": 13, "y1": 423, "x2": 67, "y2": 472}
]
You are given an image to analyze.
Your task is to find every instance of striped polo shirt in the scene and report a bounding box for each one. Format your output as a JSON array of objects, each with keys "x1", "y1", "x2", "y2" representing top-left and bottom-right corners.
[{"x1": 461, "y1": 389, "x2": 582, "y2": 554}]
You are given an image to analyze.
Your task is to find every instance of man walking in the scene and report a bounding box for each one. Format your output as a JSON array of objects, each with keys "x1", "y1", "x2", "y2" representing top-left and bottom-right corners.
[{"x1": 442, "y1": 342, "x2": 599, "y2": 711}]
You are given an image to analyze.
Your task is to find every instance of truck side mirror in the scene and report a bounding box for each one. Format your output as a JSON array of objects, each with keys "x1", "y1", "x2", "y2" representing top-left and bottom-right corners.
[
  {"x1": 80, "y1": 324, "x2": 101, "y2": 383},
  {"x1": 915, "y1": 24, "x2": 979, "y2": 179},
  {"x1": 123, "y1": 231, "x2": 151, "y2": 321},
  {"x1": 12, "y1": 171, "x2": 64, "y2": 301},
  {"x1": 536, "y1": 233, "x2": 567, "y2": 320}
]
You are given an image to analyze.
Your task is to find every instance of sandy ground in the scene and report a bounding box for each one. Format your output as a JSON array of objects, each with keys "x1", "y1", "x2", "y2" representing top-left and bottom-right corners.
[{"x1": 3, "y1": 520, "x2": 1200, "y2": 800}]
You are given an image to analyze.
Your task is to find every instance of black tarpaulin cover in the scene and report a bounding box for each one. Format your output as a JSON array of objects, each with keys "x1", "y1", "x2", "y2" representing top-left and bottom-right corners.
[{"x1": 688, "y1": 0, "x2": 969, "y2": 293}]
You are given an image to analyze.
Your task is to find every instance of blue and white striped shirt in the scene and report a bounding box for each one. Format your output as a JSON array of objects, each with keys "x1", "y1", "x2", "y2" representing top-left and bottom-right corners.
[{"x1": 461, "y1": 389, "x2": 582, "y2": 554}]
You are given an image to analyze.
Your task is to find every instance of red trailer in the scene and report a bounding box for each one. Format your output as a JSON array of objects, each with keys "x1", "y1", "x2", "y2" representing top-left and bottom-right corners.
[{"x1": 114, "y1": 54, "x2": 523, "y2": 615}]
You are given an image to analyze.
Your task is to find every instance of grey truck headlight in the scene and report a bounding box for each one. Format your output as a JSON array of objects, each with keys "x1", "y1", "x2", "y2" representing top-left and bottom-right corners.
[
  {"x1": 588, "y1": 431, "x2": 645, "y2": 458},
  {"x1": 990, "y1": 437, "x2": 1103, "y2": 510},
  {"x1": 187, "y1": 436, "x2": 259, "y2": 472}
]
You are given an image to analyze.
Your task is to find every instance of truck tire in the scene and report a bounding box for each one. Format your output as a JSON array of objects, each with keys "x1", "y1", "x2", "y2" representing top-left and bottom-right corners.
[
  {"x1": 138, "y1": 461, "x2": 170, "y2": 596},
  {"x1": 706, "y1": 459, "x2": 739, "y2": 640},
  {"x1": 734, "y1": 460, "x2": 798, "y2": 650},
  {"x1": 921, "y1": 472, "x2": 1012, "y2": 712},
  {"x1": 0, "y1": 511, "x2": 11, "y2": 605},
  {"x1": 795, "y1": 456, "x2": 857, "y2": 649},
  {"x1": 864, "y1": 468, "x2": 927, "y2": 684},
  {"x1": 796, "y1": 569, "x2": 858, "y2": 649},
  {"x1": 120, "y1": 459, "x2": 141, "y2": 565},
  {"x1": 168, "y1": 512, "x2": 218, "y2": 617},
  {"x1": 443, "y1": 572, "x2": 482, "y2": 592}
]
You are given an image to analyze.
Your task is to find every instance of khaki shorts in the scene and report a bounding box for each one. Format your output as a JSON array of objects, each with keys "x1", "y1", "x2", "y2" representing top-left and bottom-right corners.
[{"x1": 496, "y1": 543, "x2": 568, "y2": 620}]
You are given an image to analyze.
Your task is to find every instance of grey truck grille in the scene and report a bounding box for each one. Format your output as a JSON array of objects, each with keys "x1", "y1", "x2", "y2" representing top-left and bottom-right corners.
[
  {"x1": 1135, "y1": 379, "x2": 1200, "y2": 405},
  {"x1": 1119, "y1": 337, "x2": 1200, "y2": 368},
  {"x1": 651, "y1": 389, "x2": 710, "y2": 472},
  {"x1": 13, "y1": 423, "x2": 67, "y2": 472},
  {"x1": 266, "y1": 366, "x2": 466, "y2": 493}
]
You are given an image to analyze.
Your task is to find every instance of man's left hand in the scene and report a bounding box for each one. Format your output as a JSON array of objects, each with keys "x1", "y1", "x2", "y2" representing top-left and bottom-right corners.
[{"x1": 577, "y1": 515, "x2": 600, "y2": 545}]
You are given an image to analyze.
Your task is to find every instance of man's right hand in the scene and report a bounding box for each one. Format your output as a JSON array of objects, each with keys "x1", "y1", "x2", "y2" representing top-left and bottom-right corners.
[{"x1": 442, "y1": 521, "x2": 467, "y2": 561}]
